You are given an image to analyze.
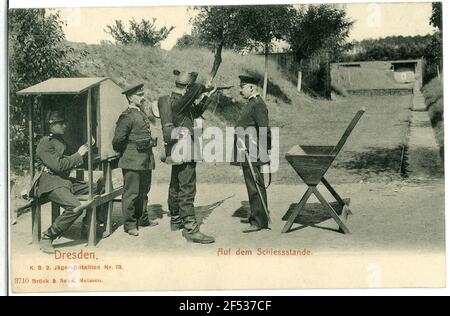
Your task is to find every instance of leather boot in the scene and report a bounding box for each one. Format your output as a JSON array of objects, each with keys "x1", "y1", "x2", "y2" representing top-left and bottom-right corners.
[
  {"x1": 182, "y1": 216, "x2": 215, "y2": 244},
  {"x1": 39, "y1": 229, "x2": 59, "y2": 254},
  {"x1": 138, "y1": 216, "x2": 159, "y2": 228},
  {"x1": 170, "y1": 215, "x2": 183, "y2": 231},
  {"x1": 182, "y1": 229, "x2": 215, "y2": 244}
]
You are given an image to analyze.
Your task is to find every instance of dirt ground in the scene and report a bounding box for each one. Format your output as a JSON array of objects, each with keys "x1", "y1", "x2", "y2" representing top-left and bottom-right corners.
[{"x1": 11, "y1": 178, "x2": 445, "y2": 257}]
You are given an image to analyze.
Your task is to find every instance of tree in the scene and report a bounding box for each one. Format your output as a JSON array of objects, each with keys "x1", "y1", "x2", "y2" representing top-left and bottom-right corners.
[
  {"x1": 193, "y1": 5, "x2": 295, "y2": 98},
  {"x1": 430, "y1": 2, "x2": 442, "y2": 31},
  {"x1": 237, "y1": 5, "x2": 296, "y2": 99},
  {"x1": 346, "y1": 35, "x2": 433, "y2": 62},
  {"x1": 105, "y1": 18, "x2": 174, "y2": 46},
  {"x1": 288, "y1": 4, "x2": 353, "y2": 98},
  {"x1": 424, "y1": 2, "x2": 443, "y2": 82},
  {"x1": 9, "y1": 9, "x2": 80, "y2": 168},
  {"x1": 191, "y1": 6, "x2": 247, "y2": 82},
  {"x1": 174, "y1": 32, "x2": 205, "y2": 49},
  {"x1": 289, "y1": 4, "x2": 354, "y2": 62}
]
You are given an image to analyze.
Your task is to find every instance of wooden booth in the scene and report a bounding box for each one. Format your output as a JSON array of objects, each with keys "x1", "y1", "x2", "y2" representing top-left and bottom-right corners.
[{"x1": 17, "y1": 77, "x2": 127, "y2": 246}]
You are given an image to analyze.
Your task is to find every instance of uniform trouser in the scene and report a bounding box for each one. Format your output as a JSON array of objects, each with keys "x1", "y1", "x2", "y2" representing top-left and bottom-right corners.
[
  {"x1": 242, "y1": 163, "x2": 269, "y2": 229},
  {"x1": 45, "y1": 181, "x2": 107, "y2": 237},
  {"x1": 167, "y1": 162, "x2": 198, "y2": 233},
  {"x1": 122, "y1": 169, "x2": 152, "y2": 232}
]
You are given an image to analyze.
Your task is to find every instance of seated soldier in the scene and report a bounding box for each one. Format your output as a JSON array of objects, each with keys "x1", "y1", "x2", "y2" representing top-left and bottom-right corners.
[{"x1": 33, "y1": 111, "x2": 107, "y2": 254}]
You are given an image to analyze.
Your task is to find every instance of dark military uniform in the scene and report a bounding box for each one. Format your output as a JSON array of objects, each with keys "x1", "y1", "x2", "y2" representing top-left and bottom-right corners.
[
  {"x1": 112, "y1": 106, "x2": 155, "y2": 232},
  {"x1": 235, "y1": 93, "x2": 271, "y2": 229},
  {"x1": 35, "y1": 134, "x2": 106, "y2": 237},
  {"x1": 159, "y1": 72, "x2": 214, "y2": 243},
  {"x1": 166, "y1": 89, "x2": 201, "y2": 233}
]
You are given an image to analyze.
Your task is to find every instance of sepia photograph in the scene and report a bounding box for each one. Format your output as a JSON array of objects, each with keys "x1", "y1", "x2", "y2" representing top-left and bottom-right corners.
[{"x1": 7, "y1": 0, "x2": 445, "y2": 293}]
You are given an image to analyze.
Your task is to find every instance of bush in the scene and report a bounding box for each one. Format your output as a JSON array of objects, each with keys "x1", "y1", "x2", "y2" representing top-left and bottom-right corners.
[
  {"x1": 422, "y1": 77, "x2": 443, "y2": 160},
  {"x1": 9, "y1": 9, "x2": 80, "y2": 173},
  {"x1": 105, "y1": 18, "x2": 174, "y2": 47}
]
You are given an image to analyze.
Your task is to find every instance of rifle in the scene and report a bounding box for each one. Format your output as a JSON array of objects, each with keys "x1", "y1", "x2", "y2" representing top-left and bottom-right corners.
[
  {"x1": 237, "y1": 138, "x2": 272, "y2": 224},
  {"x1": 191, "y1": 84, "x2": 233, "y2": 118},
  {"x1": 202, "y1": 85, "x2": 234, "y2": 93}
]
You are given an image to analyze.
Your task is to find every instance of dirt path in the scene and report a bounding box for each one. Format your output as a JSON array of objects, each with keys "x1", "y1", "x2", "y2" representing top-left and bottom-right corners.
[{"x1": 11, "y1": 179, "x2": 445, "y2": 257}]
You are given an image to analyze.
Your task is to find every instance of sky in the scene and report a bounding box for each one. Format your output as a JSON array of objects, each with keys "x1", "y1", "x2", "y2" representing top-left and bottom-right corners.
[{"x1": 52, "y1": 2, "x2": 436, "y2": 50}]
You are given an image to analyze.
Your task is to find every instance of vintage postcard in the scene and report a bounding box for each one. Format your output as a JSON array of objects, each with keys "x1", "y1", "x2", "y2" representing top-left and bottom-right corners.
[{"x1": 8, "y1": 1, "x2": 445, "y2": 293}]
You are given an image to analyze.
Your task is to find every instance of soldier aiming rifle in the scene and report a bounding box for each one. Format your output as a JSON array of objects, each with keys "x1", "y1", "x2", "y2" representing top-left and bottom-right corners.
[{"x1": 156, "y1": 70, "x2": 231, "y2": 244}]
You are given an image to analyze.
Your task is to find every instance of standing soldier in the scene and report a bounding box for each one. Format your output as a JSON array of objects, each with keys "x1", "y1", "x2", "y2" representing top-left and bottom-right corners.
[
  {"x1": 35, "y1": 111, "x2": 107, "y2": 254},
  {"x1": 112, "y1": 84, "x2": 158, "y2": 237},
  {"x1": 234, "y1": 75, "x2": 271, "y2": 233},
  {"x1": 157, "y1": 70, "x2": 216, "y2": 244}
]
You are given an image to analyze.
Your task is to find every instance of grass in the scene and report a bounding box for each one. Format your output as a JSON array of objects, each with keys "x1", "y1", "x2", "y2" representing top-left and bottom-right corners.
[
  {"x1": 70, "y1": 43, "x2": 300, "y2": 120},
  {"x1": 422, "y1": 76, "x2": 444, "y2": 159}
]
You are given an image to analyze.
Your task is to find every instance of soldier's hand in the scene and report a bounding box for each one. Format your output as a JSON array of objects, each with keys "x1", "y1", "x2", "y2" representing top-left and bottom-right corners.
[{"x1": 77, "y1": 144, "x2": 89, "y2": 156}]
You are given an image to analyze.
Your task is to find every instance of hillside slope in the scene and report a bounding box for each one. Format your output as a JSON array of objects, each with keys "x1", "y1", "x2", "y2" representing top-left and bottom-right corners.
[
  {"x1": 71, "y1": 42, "x2": 301, "y2": 126},
  {"x1": 69, "y1": 43, "x2": 310, "y2": 183}
]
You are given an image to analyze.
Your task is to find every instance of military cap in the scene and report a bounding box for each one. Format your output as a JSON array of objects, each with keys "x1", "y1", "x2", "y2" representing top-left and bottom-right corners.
[
  {"x1": 47, "y1": 111, "x2": 66, "y2": 125},
  {"x1": 239, "y1": 75, "x2": 260, "y2": 86},
  {"x1": 122, "y1": 83, "x2": 144, "y2": 96},
  {"x1": 173, "y1": 70, "x2": 198, "y2": 86}
]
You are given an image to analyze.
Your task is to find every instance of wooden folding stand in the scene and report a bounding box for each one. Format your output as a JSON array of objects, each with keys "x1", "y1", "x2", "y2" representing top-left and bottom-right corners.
[{"x1": 282, "y1": 109, "x2": 365, "y2": 234}]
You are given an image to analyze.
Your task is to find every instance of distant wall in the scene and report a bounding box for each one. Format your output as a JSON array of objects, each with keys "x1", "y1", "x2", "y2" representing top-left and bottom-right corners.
[
  {"x1": 346, "y1": 88, "x2": 414, "y2": 96},
  {"x1": 332, "y1": 59, "x2": 424, "y2": 90}
]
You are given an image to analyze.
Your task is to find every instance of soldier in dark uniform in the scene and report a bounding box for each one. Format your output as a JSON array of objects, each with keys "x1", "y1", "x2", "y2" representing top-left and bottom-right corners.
[
  {"x1": 158, "y1": 71, "x2": 216, "y2": 244},
  {"x1": 235, "y1": 75, "x2": 271, "y2": 233},
  {"x1": 36, "y1": 111, "x2": 107, "y2": 254},
  {"x1": 112, "y1": 83, "x2": 157, "y2": 236}
]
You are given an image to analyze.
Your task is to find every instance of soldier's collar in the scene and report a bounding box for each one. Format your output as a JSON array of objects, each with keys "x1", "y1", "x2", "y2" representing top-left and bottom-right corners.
[
  {"x1": 248, "y1": 93, "x2": 260, "y2": 100},
  {"x1": 128, "y1": 103, "x2": 141, "y2": 111},
  {"x1": 49, "y1": 133, "x2": 64, "y2": 141}
]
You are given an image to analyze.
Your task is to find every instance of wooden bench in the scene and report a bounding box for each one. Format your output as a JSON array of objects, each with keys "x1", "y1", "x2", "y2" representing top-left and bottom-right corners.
[{"x1": 29, "y1": 160, "x2": 123, "y2": 247}]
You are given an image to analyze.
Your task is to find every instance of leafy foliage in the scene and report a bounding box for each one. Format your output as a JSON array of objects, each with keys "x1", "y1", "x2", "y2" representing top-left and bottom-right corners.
[
  {"x1": 284, "y1": 4, "x2": 353, "y2": 98},
  {"x1": 430, "y1": 2, "x2": 442, "y2": 31},
  {"x1": 191, "y1": 5, "x2": 295, "y2": 82},
  {"x1": 191, "y1": 6, "x2": 248, "y2": 80},
  {"x1": 192, "y1": 6, "x2": 247, "y2": 51},
  {"x1": 237, "y1": 5, "x2": 295, "y2": 51},
  {"x1": 9, "y1": 9, "x2": 81, "y2": 171},
  {"x1": 105, "y1": 18, "x2": 174, "y2": 46},
  {"x1": 174, "y1": 32, "x2": 206, "y2": 49},
  {"x1": 345, "y1": 35, "x2": 433, "y2": 61},
  {"x1": 289, "y1": 4, "x2": 354, "y2": 62}
]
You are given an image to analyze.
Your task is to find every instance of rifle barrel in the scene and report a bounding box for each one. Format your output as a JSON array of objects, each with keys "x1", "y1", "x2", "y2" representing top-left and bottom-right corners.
[{"x1": 204, "y1": 85, "x2": 234, "y2": 93}]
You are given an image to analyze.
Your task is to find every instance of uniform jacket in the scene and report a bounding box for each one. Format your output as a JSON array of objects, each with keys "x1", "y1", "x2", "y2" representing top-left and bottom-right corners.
[
  {"x1": 232, "y1": 95, "x2": 271, "y2": 166},
  {"x1": 33, "y1": 135, "x2": 84, "y2": 197},
  {"x1": 171, "y1": 92, "x2": 195, "y2": 133},
  {"x1": 112, "y1": 107, "x2": 156, "y2": 170},
  {"x1": 172, "y1": 86, "x2": 214, "y2": 161}
]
